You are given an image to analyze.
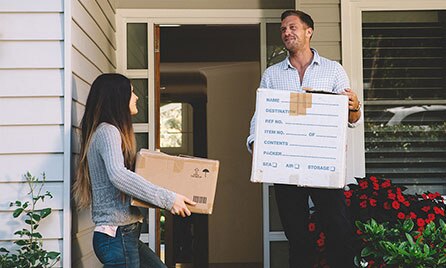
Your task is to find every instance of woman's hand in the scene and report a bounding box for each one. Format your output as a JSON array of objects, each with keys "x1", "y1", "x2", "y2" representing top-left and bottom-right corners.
[{"x1": 170, "y1": 194, "x2": 197, "y2": 217}]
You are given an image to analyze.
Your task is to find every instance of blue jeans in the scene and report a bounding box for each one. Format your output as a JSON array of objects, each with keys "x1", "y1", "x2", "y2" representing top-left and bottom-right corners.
[{"x1": 93, "y1": 222, "x2": 167, "y2": 268}]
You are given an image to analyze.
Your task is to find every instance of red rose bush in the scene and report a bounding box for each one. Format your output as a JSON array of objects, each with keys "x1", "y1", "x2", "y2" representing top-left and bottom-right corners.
[{"x1": 308, "y1": 176, "x2": 446, "y2": 267}]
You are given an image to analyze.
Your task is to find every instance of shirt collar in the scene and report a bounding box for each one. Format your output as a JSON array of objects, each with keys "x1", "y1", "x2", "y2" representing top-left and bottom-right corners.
[{"x1": 283, "y1": 48, "x2": 320, "y2": 70}]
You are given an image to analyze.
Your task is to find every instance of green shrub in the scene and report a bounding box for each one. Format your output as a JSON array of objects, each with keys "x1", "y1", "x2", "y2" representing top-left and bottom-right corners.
[
  {"x1": 0, "y1": 172, "x2": 60, "y2": 268},
  {"x1": 355, "y1": 218, "x2": 446, "y2": 268}
]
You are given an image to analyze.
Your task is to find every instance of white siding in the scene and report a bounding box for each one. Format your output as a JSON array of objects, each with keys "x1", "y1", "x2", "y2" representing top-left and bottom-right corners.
[
  {"x1": 298, "y1": 0, "x2": 342, "y2": 61},
  {"x1": 0, "y1": 1, "x2": 65, "y2": 265},
  {"x1": 71, "y1": 0, "x2": 117, "y2": 266}
]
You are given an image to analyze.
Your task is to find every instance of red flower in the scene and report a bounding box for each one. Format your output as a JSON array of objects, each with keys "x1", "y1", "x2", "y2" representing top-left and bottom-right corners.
[
  {"x1": 428, "y1": 193, "x2": 436, "y2": 199},
  {"x1": 360, "y1": 200, "x2": 367, "y2": 208},
  {"x1": 381, "y1": 180, "x2": 391, "y2": 188},
  {"x1": 388, "y1": 192, "x2": 396, "y2": 200},
  {"x1": 422, "y1": 193, "x2": 428, "y2": 200},
  {"x1": 373, "y1": 183, "x2": 380, "y2": 191},
  {"x1": 359, "y1": 180, "x2": 369, "y2": 189},
  {"x1": 421, "y1": 206, "x2": 430, "y2": 212},
  {"x1": 433, "y1": 206, "x2": 445, "y2": 216},
  {"x1": 417, "y1": 218, "x2": 425, "y2": 227},
  {"x1": 344, "y1": 190, "x2": 352, "y2": 199},
  {"x1": 383, "y1": 202, "x2": 391, "y2": 210},
  {"x1": 370, "y1": 176, "x2": 378, "y2": 183},
  {"x1": 409, "y1": 212, "x2": 417, "y2": 219},
  {"x1": 397, "y1": 212, "x2": 405, "y2": 220},
  {"x1": 403, "y1": 201, "x2": 410, "y2": 207},
  {"x1": 356, "y1": 229, "x2": 363, "y2": 235},
  {"x1": 392, "y1": 201, "x2": 400, "y2": 210},
  {"x1": 319, "y1": 232, "x2": 325, "y2": 239},
  {"x1": 369, "y1": 198, "x2": 377, "y2": 207},
  {"x1": 397, "y1": 194, "x2": 405, "y2": 202},
  {"x1": 360, "y1": 194, "x2": 368, "y2": 200},
  {"x1": 368, "y1": 260, "x2": 375, "y2": 267},
  {"x1": 427, "y1": 213, "x2": 435, "y2": 222},
  {"x1": 317, "y1": 238, "x2": 325, "y2": 247},
  {"x1": 308, "y1": 223, "x2": 316, "y2": 232}
]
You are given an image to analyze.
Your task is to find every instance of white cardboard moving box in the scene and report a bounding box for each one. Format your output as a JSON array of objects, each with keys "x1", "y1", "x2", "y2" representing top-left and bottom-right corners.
[
  {"x1": 251, "y1": 88, "x2": 349, "y2": 188},
  {"x1": 131, "y1": 149, "x2": 219, "y2": 214}
]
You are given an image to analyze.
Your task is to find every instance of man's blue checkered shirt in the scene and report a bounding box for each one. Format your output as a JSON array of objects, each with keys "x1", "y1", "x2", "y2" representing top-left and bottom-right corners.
[{"x1": 247, "y1": 48, "x2": 361, "y2": 152}]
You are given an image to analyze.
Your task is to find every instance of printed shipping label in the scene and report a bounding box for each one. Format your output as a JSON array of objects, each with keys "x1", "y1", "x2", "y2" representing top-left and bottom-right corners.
[{"x1": 250, "y1": 88, "x2": 349, "y2": 188}]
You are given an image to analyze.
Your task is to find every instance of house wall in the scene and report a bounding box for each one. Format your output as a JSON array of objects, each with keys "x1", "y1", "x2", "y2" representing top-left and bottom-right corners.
[
  {"x1": 298, "y1": 0, "x2": 342, "y2": 61},
  {"x1": 0, "y1": 0, "x2": 65, "y2": 265},
  {"x1": 116, "y1": 0, "x2": 294, "y2": 9},
  {"x1": 70, "y1": 0, "x2": 117, "y2": 267}
]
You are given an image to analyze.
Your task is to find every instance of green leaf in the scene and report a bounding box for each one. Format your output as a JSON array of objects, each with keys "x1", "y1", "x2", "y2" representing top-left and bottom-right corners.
[
  {"x1": 31, "y1": 232, "x2": 42, "y2": 238},
  {"x1": 423, "y1": 244, "x2": 430, "y2": 254},
  {"x1": 31, "y1": 213, "x2": 41, "y2": 221},
  {"x1": 45, "y1": 191, "x2": 53, "y2": 199},
  {"x1": 403, "y1": 219, "x2": 414, "y2": 232},
  {"x1": 361, "y1": 247, "x2": 373, "y2": 257},
  {"x1": 405, "y1": 233, "x2": 415, "y2": 244},
  {"x1": 15, "y1": 240, "x2": 27, "y2": 246},
  {"x1": 13, "y1": 208, "x2": 24, "y2": 218},
  {"x1": 47, "y1": 251, "x2": 60, "y2": 260},
  {"x1": 24, "y1": 219, "x2": 35, "y2": 225},
  {"x1": 40, "y1": 207, "x2": 52, "y2": 218},
  {"x1": 0, "y1": 247, "x2": 10, "y2": 253},
  {"x1": 438, "y1": 254, "x2": 446, "y2": 264}
]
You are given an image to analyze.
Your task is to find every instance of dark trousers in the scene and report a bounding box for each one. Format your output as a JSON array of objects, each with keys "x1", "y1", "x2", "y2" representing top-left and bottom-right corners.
[{"x1": 274, "y1": 184, "x2": 356, "y2": 268}]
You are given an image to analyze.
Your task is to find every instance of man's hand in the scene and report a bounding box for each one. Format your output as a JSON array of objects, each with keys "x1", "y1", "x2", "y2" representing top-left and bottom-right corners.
[
  {"x1": 170, "y1": 194, "x2": 197, "y2": 217},
  {"x1": 343, "y1": 88, "x2": 361, "y2": 123}
]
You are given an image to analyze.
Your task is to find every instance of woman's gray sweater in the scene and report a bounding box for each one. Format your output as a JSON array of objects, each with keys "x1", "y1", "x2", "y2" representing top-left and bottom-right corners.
[{"x1": 88, "y1": 123, "x2": 176, "y2": 226}]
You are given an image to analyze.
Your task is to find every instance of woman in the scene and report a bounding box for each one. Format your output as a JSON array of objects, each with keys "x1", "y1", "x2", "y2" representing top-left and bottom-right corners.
[{"x1": 73, "y1": 73, "x2": 195, "y2": 267}]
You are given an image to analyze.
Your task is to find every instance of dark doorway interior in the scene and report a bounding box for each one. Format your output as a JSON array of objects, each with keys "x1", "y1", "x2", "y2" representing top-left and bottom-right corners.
[{"x1": 159, "y1": 24, "x2": 260, "y2": 268}]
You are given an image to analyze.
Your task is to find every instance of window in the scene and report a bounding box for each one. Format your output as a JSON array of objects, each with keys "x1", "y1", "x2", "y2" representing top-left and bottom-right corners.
[
  {"x1": 160, "y1": 103, "x2": 193, "y2": 155},
  {"x1": 362, "y1": 10, "x2": 446, "y2": 194}
]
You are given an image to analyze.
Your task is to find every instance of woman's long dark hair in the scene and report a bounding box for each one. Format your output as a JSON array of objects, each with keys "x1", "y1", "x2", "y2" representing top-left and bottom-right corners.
[{"x1": 73, "y1": 73, "x2": 136, "y2": 209}]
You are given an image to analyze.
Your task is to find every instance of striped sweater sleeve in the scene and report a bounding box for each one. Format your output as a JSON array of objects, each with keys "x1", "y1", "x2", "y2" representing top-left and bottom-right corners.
[{"x1": 95, "y1": 124, "x2": 176, "y2": 210}]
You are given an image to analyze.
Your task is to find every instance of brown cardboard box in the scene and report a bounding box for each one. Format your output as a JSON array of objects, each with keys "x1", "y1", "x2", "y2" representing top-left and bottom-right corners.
[{"x1": 131, "y1": 149, "x2": 219, "y2": 214}]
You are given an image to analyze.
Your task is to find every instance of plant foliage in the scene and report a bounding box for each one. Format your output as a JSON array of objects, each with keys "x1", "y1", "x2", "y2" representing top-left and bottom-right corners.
[{"x1": 0, "y1": 172, "x2": 60, "y2": 268}]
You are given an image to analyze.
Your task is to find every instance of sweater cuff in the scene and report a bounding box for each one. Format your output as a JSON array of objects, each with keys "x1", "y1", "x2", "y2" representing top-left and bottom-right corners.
[{"x1": 157, "y1": 188, "x2": 176, "y2": 210}]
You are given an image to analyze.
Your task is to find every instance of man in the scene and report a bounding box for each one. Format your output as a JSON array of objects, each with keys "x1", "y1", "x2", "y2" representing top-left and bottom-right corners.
[{"x1": 247, "y1": 10, "x2": 361, "y2": 268}]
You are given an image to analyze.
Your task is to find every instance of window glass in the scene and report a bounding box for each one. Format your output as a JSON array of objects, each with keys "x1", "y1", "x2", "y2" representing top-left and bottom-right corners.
[
  {"x1": 362, "y1": 10, "x2": 446, "y2": 194},
  {"x1": 160, "y1": 103, "x2": 193, "y2": 150},
  {"x1": 127, "y1": 23, "x2": 148, "y2": 69},
  {"x1": 131, "y1": 79, "x2": 149, "y2": 124},
  {"x1": 135, "y1": 133, "x2": 148, "y2": 150}
]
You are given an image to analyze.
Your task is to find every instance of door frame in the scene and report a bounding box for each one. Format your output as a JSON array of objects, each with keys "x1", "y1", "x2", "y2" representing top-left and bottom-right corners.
[{"x1": 116, "y1": 8, "x2": 283, "y2": 267}]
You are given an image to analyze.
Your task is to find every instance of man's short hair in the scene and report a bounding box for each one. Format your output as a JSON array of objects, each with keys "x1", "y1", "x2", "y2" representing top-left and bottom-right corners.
[{"x1": 281, "y1": 10, "x2": 314, "y2": 30}]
